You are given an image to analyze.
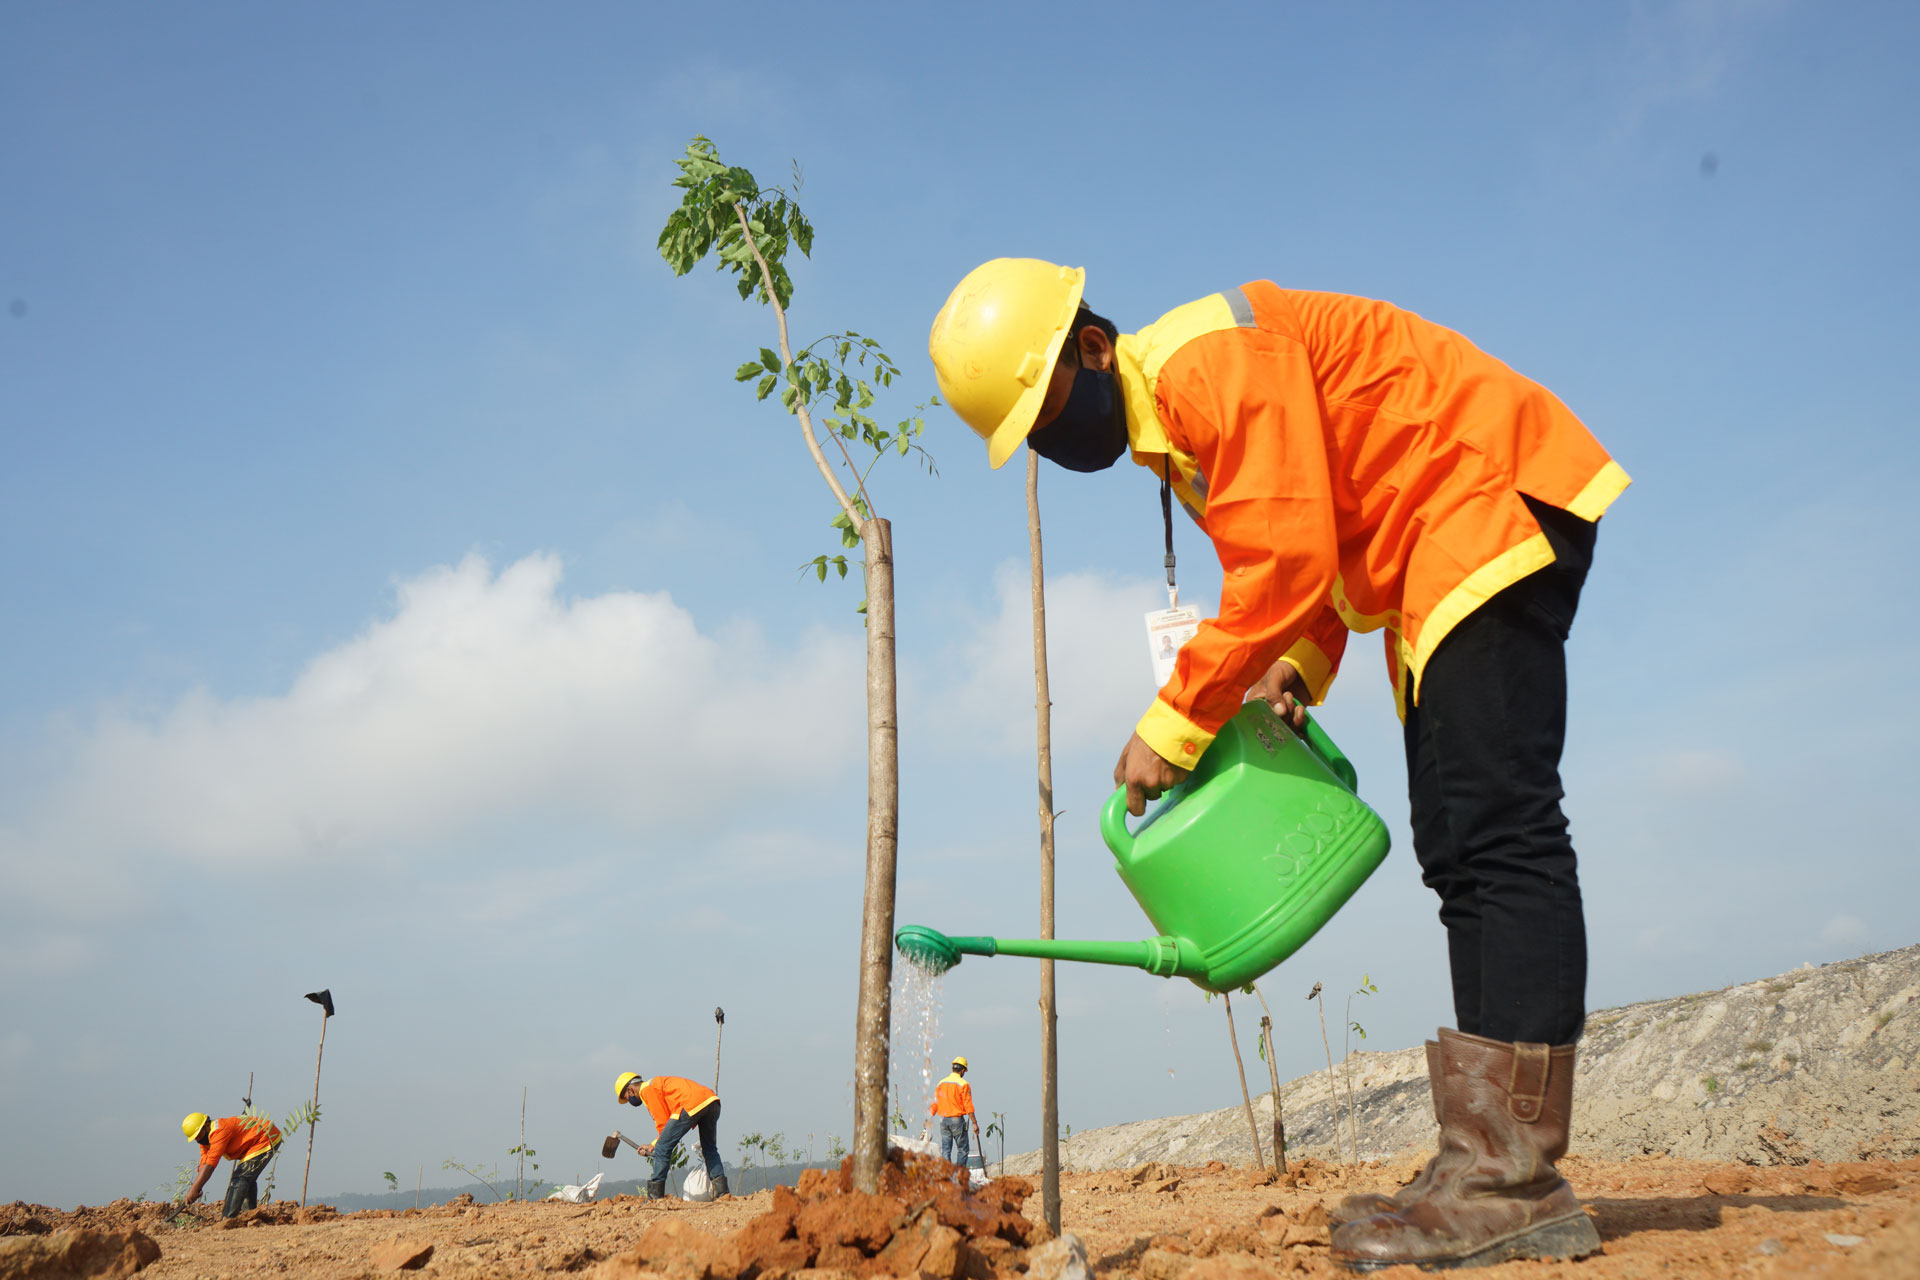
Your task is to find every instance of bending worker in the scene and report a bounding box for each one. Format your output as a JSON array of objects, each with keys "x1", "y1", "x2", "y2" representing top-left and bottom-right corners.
[
  {"x1": 180, "y1": 1111, "x2": 281, "y2": 1217},
  {"x1": 614, "y1": 1072, "x2": 730, "y2": 1200},
  {"x1": 928, "y1": 1055, "x2": 983, "y2": 1172},
  {"x1": 930, "y1": 262, "x2": 1627, "y2": 1272}
]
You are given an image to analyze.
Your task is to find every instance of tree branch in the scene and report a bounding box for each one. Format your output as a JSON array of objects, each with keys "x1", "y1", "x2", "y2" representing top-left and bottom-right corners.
[{"x1": 731, "y1": 201, "x2": 865, "y2": 527}]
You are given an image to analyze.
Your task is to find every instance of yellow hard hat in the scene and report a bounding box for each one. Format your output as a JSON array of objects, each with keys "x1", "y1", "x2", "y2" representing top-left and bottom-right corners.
[
  {"x1": 182, "y1": 1112, "x2": 209, "y2": 1140},
  {"x1": 951, "y1": 1056, "x2": 968, "y2": 1069},
  {"x1": 929, "y1": 259, "x2": 1086, "y2": 470},
  {"x1": 614, "y1": 1072, "x2": 641, "y2": 1103}
]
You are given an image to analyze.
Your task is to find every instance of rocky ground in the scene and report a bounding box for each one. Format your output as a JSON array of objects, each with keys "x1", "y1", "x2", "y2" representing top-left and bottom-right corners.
[{"x1": 1004, "y1": 944, "x2": 1920, "y2": 1174}]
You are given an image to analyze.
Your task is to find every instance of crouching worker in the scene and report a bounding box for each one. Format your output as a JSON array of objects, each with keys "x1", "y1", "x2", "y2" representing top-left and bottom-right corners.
[
  {"x1": 180, "y1": 1111, "x2": 281, "y2": 1217},
  {"x1": 615, "y1": 1072, "x2": 730, "y2": 1200},
  {"x1": 929, "y1": 1056, "x2": 983, "y2": 1173}
]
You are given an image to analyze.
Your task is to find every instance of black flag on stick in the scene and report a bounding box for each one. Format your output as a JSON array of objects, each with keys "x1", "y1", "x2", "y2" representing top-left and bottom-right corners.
[{"x1": 300, "y1": 989, "x2": 334, "y2": 1206}]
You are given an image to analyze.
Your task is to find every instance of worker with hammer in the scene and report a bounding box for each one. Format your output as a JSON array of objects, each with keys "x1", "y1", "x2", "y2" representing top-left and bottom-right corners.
[
  {"x1": 614, "y1": 1072, "x2": 730, "y2": 1200},
  {"x1": 930, "y1": 262, "x2": 1626, "y2": 1271},
  {"x1": 927, "y1": 1055, "x2": 983, "y2": 1173},
  {"x1": 179, "y1": 1111, "x2": 282, "y2": 1217}
]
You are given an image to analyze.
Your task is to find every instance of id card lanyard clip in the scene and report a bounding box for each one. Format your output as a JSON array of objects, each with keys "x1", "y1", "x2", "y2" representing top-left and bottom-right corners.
[{"x1": 1161, "y1": 456, "x2": 1178, "y2": 608}]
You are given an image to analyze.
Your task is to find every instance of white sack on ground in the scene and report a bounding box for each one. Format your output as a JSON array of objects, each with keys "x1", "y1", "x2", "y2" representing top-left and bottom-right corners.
[{"x1": 546, "y1": 1172, "x2": 604, "y2": 1203}]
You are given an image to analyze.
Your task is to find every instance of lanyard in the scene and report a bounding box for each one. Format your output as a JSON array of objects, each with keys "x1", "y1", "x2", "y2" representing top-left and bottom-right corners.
[{"x1": 1161, "y1": 456, "x2": 1178, "y2": 608}]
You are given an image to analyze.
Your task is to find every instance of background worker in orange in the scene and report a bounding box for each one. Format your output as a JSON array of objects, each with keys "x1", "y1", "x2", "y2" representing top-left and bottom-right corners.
[
  {"x1": 930, "y1": 261, "x2": 1628, "y2": 1271},
  {"x1": 614, "y1": 1071, "x2": 729, "y2": 1200},
  {"x1": 179, "y1": 1111, "x2": 281, "y2": 1217},
  {"x1": 928, "y1": 1055, "x2": 983, "y2": 1171}
]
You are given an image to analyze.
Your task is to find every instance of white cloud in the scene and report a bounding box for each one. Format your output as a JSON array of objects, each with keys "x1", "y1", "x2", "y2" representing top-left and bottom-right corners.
[
  {"x1": 0, "y1": 553, "x2": 864, "y2": 920},
  {"x1": 1820, "y1": 914, "x2": 1868, "y2": 949},
  {"x1": 1644, "y1": 747, "x2": 1747, "y2": 796},
  {"x1": 920, "y1": 564, "x2": 1199, "y2": 758}
]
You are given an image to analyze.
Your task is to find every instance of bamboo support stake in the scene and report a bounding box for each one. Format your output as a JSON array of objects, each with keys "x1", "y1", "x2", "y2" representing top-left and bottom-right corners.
[
  {"x1": 301, "y1": 1009, "x2": 328, "y2": 1207},
  {"x1": 1309, "y1": 982, "x2": 1344, "y2": 1165},
  {"x1": 1224, "y1": 992, "x2": 1263, "y2": 1168},
  {"x1": 714, "y1": 1008, "x2": 726, "y2": 1093},
  {"x1": 850, "y1": 518, "x2": 900, "y2": 1194},
  {"x1": 1027, "y1": 448, "x2": 1061, "y2": 1233}
]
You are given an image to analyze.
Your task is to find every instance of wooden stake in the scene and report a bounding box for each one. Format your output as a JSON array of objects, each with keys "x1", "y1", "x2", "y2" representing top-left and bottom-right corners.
[
  {"x1": 1224, "y1": 992, "x2": 1262, "y2": 1168},
  {"x1": 1027, "y1": 448, "x2": 1061, "y2": 1234},
  {"x1": 300, "y1": 1008, "x2": 328, "y2": 1207},
  {"x1": 1252, "y1": 985, "x2": 1286, "y2": 1175}
]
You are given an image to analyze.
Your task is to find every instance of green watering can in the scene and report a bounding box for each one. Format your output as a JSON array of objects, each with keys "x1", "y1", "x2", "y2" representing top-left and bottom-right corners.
[{"x1": 896, "y1": 699, "x2": 1390, "y2": 993}]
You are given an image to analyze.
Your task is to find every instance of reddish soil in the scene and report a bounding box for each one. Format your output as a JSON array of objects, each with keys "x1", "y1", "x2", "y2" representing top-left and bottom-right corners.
[{"x1": 7, "y1": 1150, "x2": 1918, "y2": 1278}]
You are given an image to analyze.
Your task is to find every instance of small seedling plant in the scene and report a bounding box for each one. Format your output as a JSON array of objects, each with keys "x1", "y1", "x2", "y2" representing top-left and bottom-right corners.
[
  {"x1": 1343, "y1": 973, "x2": 1379, "y2": 1163},
  {"x1": 984, "y1": 1112, "x2": 1008, "y2": 1177}
]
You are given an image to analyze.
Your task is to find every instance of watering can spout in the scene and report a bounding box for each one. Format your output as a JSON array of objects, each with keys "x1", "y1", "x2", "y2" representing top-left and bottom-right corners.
[{"x1": 894, "y1": 925, "x2": 1208, "y2": 983}]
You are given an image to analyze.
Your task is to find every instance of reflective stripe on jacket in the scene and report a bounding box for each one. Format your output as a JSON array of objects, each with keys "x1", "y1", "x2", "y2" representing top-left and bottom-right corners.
[
  {"x1": 1112, "y1": 283, "x2": 1629, "y2": 763},
  {"x1": 929, "y1": 1073, "x2": 974, "y2": 1118},
  {"x1": 638, "y1": 1076, "x2": 719, "y2": 1135}
]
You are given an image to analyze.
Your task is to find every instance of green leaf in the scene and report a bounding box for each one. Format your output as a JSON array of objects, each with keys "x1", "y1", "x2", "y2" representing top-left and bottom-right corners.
[
  {"x1": 735, "y1": 361, "x2": 763, "y2": 382},
  {"x1": 817, "y1": 559, "x2": 827, "y2": 582},
  {"x1": 836, "y1": 558, "x2": 848, "y2": 579},
  {"x1": 755, "y1": 375, "x2": 776, "y2": 400},
  {"x1": 760, "y1": 348, "x2": 781, "y2": 374}
]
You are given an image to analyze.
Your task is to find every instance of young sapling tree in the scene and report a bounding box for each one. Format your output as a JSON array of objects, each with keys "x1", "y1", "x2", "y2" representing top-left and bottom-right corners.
[
  {"x1": 658, "y1": 136, "x2": 936, "y2": 1194},
  {"x1": 1250, "y1": 983, "x2": 1286, "y2": 1175}
]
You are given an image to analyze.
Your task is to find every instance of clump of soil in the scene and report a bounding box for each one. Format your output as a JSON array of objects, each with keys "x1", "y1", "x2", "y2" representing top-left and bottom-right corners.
[
  {"x1": 2, "y1": 1197, "x2": 213, "y2": 1237},
  {"x1": 598, "y1": 1148, "x2": 1047, "y2": 1279},
  {"x1": 1, "y1": 1196, "x2": 345, "y2": 1239}
]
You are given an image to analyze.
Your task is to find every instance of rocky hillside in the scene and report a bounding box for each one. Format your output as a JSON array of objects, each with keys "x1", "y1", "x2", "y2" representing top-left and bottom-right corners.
[{"x1": 1004, "y1": 942, "x2": 1920, "y2": 1174}]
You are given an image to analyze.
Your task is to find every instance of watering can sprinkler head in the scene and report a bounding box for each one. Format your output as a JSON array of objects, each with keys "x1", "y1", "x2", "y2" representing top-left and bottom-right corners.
[{"x1": 895, "y1": 925, "x2": 963, "y2": 975}]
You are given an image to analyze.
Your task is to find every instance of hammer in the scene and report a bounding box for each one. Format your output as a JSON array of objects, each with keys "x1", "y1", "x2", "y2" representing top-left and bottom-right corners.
[{"x1": 601, "y1": 1130, "x2": 650, "y2": 1160}]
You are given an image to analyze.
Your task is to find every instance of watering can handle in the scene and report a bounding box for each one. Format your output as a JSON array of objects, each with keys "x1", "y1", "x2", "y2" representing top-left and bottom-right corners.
[
  {"x1": 1100, "y1": 788, "x2": 1136, "y2": 858},
  {"x1": 1298, "y1": 711, "x2": 1359, "y2": 792}
]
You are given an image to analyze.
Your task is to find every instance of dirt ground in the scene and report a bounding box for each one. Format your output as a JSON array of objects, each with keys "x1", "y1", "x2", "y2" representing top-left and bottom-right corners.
[{"x1": 7, "y1": 1152, "x2": 1919, "y2": 1279}]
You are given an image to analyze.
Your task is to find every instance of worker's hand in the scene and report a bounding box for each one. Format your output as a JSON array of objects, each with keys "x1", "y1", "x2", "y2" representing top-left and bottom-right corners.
[
  {"x1": 1246, "y1": 660, "x2": 1309, "y2": 730},
  {"x1": 1114, "y1": 733, "x2": 1190, "y2": 817},
  {"x1": 637, "y1": 1144, "x2": 654, "y2": 1157},
  {"x1": 181, "y1": 1189, "x2": 200, "y2": 1207}
]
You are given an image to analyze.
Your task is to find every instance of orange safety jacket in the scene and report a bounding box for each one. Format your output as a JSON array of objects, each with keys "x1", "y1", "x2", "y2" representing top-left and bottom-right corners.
[
  {"x1": 1112, "y1": 283, "x2": 1629, "y2": 765},
  {"x1": 199, "y1": 1116, "x2": 282, "y2": 1169},
  {"x1": 637, "y1": 1076, "x2": 719, "y2": 1136},
  {"x1": 929, "y1": 1073, "x2": 975, "y2": 1118}
]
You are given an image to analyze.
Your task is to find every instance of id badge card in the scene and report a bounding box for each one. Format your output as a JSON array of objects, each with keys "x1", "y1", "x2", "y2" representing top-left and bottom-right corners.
[{"x1": 1144, "y1": 606, "x2": 1199, "y2": 687}]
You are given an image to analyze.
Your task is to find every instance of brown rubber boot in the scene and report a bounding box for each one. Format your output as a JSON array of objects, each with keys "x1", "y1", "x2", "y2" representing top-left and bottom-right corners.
[
  {"x1": 1330, "y1": 1028, "x2": 1602, "y2": 1271},
  {"x1": 1334, "y1": 1041, "x2": 1445, "y2": 1222}
]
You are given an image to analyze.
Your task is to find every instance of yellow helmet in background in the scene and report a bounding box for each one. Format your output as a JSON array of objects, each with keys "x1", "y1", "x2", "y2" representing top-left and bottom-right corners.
[
  {"x1": 929, "y1": 259, "x2": 1086, "y2": 470},
  {"x1": 951, "y1": 1056, "x2": 968, "y2": 1070},
  {"x1": 614, "y1": 1072, "x2": 642, "y2": 1103},
  {"x1": 181, "y1": 1112, "x2": 209, "y2": 1141}
]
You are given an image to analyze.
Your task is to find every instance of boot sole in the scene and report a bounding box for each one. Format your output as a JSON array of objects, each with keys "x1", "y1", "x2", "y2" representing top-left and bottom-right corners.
[{"x1": 1337, "y1": 1211, "x2": 1603, "y2": 1272}]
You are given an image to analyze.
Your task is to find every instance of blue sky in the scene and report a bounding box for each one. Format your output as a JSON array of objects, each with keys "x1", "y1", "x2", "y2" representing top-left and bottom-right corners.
[{"x1": 4, "y1": 0, "x2": 1917, "y2": 1207}]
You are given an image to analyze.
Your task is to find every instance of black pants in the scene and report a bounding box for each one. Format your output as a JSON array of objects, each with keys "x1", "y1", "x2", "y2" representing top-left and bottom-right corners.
[
  {"x1": 1404, "y1": 496, "x2": 1595, "y2": 1046},
  {"x1": 222, "y1": 1149, "x2": 274, "y2": 1217}
]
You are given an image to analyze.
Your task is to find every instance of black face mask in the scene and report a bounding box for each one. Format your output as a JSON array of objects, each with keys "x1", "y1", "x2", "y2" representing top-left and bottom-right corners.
[{"x1": 1027, "y1": 366, "x2": 1128, "y2": 472}]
